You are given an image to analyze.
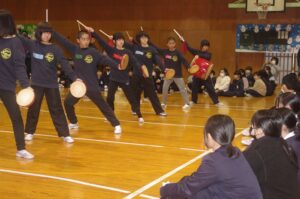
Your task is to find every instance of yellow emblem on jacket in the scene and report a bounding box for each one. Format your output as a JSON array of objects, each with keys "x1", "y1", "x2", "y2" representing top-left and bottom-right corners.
[
  {"x1": 45, "y1": 53, "x2": 54, "y2": 62},
  {"x1": 84, "y1": 55, "x2": 93, "y2": 64},
  {"x1": 1, "y1": 48, "x2": 12, "y2": 60},
  {"x1": 172, "y1": 55, "x2": 178, "y2": 62},
  {"x1": 145, "y1": 52, "x2": 152, "y2": 59}
]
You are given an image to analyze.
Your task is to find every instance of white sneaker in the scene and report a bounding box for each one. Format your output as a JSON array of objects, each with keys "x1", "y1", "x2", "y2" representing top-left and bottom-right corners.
[
  {"x1": 63, "y1": 136, "x2": 74, "y2": 143},
  {"x1": 132, "y1": 111, "x2": 137, "y2": 115},
  {"x1": 182, "y1": 104, "x2": 190, "y2": 109},
  {"x1": 138, "y1": 117, "x2": 144, "y2": 123},
  {"x1": 159, "y1": 112, "x2": 167, "y2": 116},
  {"x1": 114, "y1": 125, "x2": 122, "y2": 134},
  {"x1": 25, "y1": 133, "x2": 34, "y2": 141},
  {"x1": 241, "y1": 138, "x2": 254, "y2": 146},
  {"x1": 161, "y1": 104, "x2": 166, "y2": 109},
  {"x1": 69, "y1": 123, "x2": 79, "y2": 130},
  {"x1": 16, "y1": 150, "x2": 34, "y2": 159},
  {"x1": 242, "y1": 128, "x2": 250, "y2": 136},
  {"x1": 189, "y1": 101, "x2": 195, "y2": 106},
  {"x1": 215, "y1": 102, "x2": 224, "y2": 107}
]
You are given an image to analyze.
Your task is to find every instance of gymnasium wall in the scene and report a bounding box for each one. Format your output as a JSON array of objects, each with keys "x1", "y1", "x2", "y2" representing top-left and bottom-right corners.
[{"x1": 1, "y1": 0, "x2": 299, "y2": 75}]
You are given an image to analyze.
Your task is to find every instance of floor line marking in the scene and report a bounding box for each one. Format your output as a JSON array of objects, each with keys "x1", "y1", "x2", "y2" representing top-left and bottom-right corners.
[
  {"x1": 124, "y1": 132, "x2": 244, "y2": 199},
  {"x1": 0, "y1": 169, "x2": 130, "y2": 194}
]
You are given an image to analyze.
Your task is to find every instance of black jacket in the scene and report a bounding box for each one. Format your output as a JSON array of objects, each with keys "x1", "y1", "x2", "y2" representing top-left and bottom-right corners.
[{"x1": 244, "y1": 136, "x2": 299, "y2": 199}]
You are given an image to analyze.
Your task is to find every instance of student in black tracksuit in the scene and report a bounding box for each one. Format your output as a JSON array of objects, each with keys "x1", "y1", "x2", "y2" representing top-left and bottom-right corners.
[
  {"x1": 150, "y1": 37, "x2": 191, "y2": 109},
  {"x1": 19, "y1": 22, "x2": 78, "y2": 143},
  {"x1": 90, "y1": 30, "x2": 144, "y2": 123},
  {"x1": 125, "y1": 31, "x2": 167, "y2": 116},
  {"x1": 53, "y1": 30, "x2": 122, "y2": 134},
  {"x1": 182, "y1": 38, "x2": 220, "y2": 105},
  {"x1": 0, "y1": 9, "x2": 34, "y2": 159}
]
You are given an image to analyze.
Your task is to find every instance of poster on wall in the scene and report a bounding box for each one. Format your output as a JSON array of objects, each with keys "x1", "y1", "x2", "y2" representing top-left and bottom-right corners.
[{"x1": 236, "y1": 24, "x2": 300, "y2": 53}]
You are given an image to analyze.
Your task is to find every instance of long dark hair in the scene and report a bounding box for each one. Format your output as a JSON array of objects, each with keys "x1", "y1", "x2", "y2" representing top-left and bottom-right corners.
[
  {"x1": 251, "y1": 109, "x2": 298, "y2": 168},
  {"x1": 277, "y1": 107, "x2": 297, "y2": 133},
  {"x1": 274, "y1": 92, "x2": 296, "y2": 108},
  {"x1": 0, "y1": 9, "x2": 16, "y2": 37},
  {"x1": 204, "y1": 114, "x2": 238, "y2": 158}
]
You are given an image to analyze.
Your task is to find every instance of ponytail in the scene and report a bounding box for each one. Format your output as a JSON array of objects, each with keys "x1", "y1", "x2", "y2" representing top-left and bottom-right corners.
[{"x1": 226, "y1": 144, "x2": 239, "y2": 158}]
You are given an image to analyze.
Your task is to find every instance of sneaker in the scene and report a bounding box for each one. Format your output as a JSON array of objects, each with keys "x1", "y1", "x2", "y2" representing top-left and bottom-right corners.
[
  {"x1": 242, "y1": 128, "x2": 250, "y2": 136},
  {"x1": 69, "y1": 123, "x2": 79, "y2": 130},
  {"x1": 158, "y1": 112, "x2": 167, "y2": 116},
  {"x1": 132, "y1": 111, "x2": 137, "y2": 115},
  {"x1": 182, "y1": 104, "x2": 190, "y2": 109},
  {"x1": 189, "y1": 101, "x2": 196, "y2": 106},
  {"x1": 215, "y1": 102, "x2": 224, "y2": 107},
  {"x1": 63, "y1": 136, "x2": 74, "y2": 143},
  {"x1": 114, "y1": 125, "x2": 122, "y2": 134},
  {"x1": 138, "y1": 117, "x2": 144, "y2": 123},
  {"x1": 241, "y1": 138, "x2": 254, "y2": 146},
  {"x1": 161, "y1": 104, "x2": 166, "y2": 109},
  {"x1": 16, "y1": 150, "x2": 34, "y2": 159},
  {"x1": 25, "y1": 133, "x2": 34, "y2": 141}
]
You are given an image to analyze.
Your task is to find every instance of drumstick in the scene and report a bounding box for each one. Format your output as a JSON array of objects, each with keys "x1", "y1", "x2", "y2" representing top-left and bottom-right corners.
[
  {"x1": 77, "y1": 22, "x2": 81, "y2": 31},
  {"x1": 126, "y1": 31, "x2": 131, "y2": 38},
  {"x1": 45, "y1": 9, "x2": 48, "y2": 22},
  {"x1": 76, "y1": 20, "x2": 88, "y2": 29},
  {"x1": 140, "y1": 26, "x2": 144, "y2": 31},
  {"x1": 173, "y1": 29, "x2": 184, "y2": 41},
  {"x1": 99, "y1": 29, "x2": 112, "y2": 38}
]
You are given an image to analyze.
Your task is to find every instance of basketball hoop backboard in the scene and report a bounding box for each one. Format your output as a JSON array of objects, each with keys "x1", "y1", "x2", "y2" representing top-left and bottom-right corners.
[{"x1": 246, "y1": 0, "x2": 286, "y2": 12}]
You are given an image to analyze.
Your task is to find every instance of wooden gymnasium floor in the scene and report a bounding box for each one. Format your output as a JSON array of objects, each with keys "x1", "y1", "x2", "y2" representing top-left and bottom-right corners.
[{"x1": 0, "y1": 88, "x2": 278, "y2": 199}]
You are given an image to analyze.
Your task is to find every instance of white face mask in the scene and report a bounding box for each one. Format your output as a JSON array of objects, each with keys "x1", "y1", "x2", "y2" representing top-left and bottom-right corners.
[
  {"x1": 271, "y1": 60, "x2": 276, "y2": 65},
  {"x1": 220, "y1": 72, "x2": 225, "y2": 77},
  {"x1": 152, "y1": 72, "x2": 156, "y2": 76}
]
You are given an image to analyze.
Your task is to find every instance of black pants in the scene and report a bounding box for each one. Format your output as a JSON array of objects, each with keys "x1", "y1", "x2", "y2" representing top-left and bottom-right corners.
[
  {"x1": 191, "y1": 76, "x2": 219, "y2": 104},
  {"x1": 107, "y1": 80, "x2": 142, "y2": 118},
  {"x1": 25, "y1": 86, "x2": 70, "y2": 137},
  {"x1": 0, "y1": 89, "x2": 25, "y2": 150},
  {"x1": 218, "y1": 90, "x2": 245, "y2": 97},
  {"x1": 64, "y1": 90, "x2": 120, "y2": 127},
  {"x1": 131, "y1": 75, "x2": 164, "y2": 114},
  {"x1": 246, "y1": 89, "x2": 263, "y2": 97}
]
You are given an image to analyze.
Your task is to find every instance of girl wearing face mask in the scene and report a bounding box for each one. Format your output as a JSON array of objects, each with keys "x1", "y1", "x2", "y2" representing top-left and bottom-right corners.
[
  {"x1": 214, "y1": 68, "x2": 231, "y2": 94},
  {"x1": 243, "y1": 109, "x2": 299, "y2": 199}
]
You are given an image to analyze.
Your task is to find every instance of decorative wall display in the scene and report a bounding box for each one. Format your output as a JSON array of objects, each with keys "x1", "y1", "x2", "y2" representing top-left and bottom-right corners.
[{"x1": 236, "y1": 24, "x2": 300, "y2": 52}]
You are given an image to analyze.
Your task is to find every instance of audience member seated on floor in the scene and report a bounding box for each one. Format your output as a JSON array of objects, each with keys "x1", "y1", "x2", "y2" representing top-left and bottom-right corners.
[
  {"x1": 239, "y1": 68, "x2": 249, "y2": 91},
  {"x1": 282, "y1": 73, "x2": 300, "y2": 96},
  {"x1": 160, "y1": 114, "x2": 263, "y2": 199},
  {"x1": 245, "y1": 66, "x2": 255, "y2": 87},
  {"x1": 261, "y1": 66, "x2": 276, "y2": 96},
  {"x1": 214, "y1": 68, "x2": 231, "y2": 94},
  {"x1": 218, "y1": 70, "x2": 244, "y2": 97},
  {"x1": 278, "y1": 107, "x2": 300, "y2": 189},
  {"x1": 245, "y1": 70, "x2": 266, "y2": 97},
  {"x1": 243, "y1": 109, "x2": 299, "y2": 199}
]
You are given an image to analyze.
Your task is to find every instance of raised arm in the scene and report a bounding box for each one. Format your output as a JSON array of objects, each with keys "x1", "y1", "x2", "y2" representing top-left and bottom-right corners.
[
  {"x1": 184, "y1": 41, "x2": 200, "y2": 56},
  {"x1": 52, "y1": 31, "x2": 77, "y2": 55},
  {"x1": 91, "y1": 32, "x2": 113, "y2": 54},
  {"x1": 149, "y1": 41, "x2": 165, "y2": 55},
  {"x1": 18, "y1": 35, "x2": 34, "y2": 52}
]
